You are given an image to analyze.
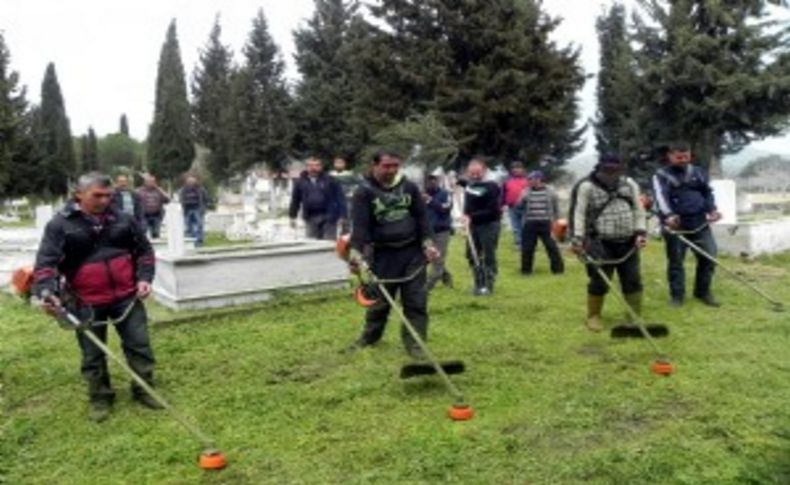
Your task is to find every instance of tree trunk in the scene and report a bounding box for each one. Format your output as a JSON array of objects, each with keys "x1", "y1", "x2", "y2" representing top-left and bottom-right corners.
[{"x1": 696, "y1": 130, "x2": 722, "y2": 178}]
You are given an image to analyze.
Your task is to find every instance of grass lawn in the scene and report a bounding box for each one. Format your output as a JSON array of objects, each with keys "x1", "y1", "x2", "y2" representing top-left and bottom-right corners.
[{"x1": 1, "y1": 234, "x2": 789, "y2": 484}]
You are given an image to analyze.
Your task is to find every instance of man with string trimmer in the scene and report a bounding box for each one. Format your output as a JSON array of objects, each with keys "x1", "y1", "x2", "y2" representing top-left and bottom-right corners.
[
  {"x1": 569, "y1": 154, "x2": 648, "y2": 333},
  {"x1": 33, "y1": 172, "x2": 160, "y2": 422},
  {"x1": 345, "y1": 151, "x2": 441, "y2": 359},
  {"x1": 652, "y1": 141, "x2": 722, "y2": 307}
]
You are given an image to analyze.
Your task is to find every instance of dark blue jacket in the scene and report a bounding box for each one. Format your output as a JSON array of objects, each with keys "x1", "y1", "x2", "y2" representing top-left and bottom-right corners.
[
  {"x1": 652, "y1": 164, "x2": 716, "y2": 228},
  {"x1": 426, "y1": 187, "x2": 453, "y2": 233},
  {"x1": 289, "y1": 171, "x2": 348, "y2": 223}
]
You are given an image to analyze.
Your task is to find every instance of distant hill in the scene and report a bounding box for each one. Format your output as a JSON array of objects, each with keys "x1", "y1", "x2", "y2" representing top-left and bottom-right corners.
[{"x1": 566, "y1": 146, "x2": 790, "y2": 179}]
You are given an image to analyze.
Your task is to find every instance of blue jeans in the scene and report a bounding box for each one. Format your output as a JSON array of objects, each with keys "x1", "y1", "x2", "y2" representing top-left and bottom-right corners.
[
  {"x1": 144, "y1": 213, "x2": 163, "y2": 239},
  {"x1": 184, "y1": 208, "x2": 204, "y2": 246},
  {"x1": 664, "y1": 226, "x2": 717, "y2": 299},
  {"x1": 508, "y1": 207, "x2": 524, "y2": 247}
]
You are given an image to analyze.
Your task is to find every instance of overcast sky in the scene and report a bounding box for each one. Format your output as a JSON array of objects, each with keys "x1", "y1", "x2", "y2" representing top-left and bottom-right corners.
[{"x1": 2, "y1": 0, "x2": 789, "y2": 157}]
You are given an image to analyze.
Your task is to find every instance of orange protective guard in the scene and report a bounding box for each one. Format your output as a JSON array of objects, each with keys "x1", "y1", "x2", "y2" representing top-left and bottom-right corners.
[
  {"x1": 199, "y1": 451, "x2": 227, "y2": 470},
  {"x1": 336, "y1": 234, "x2": 351, "y2": 261},
  {"x1": 448, "y1": 404, "x2": 475, "y2": 421},
  {"x1": 354, "y1": 286, "x2": 378, "y2": 308},
  {"x1": 651, "y1": 360, "x2": 675, "y2": 376},
  {"x1": 552, "y1": 219, "x2": 568, "y2": 242},
  {"x1": 11, "y1": 266, "x2": 35, "y2": 297}
]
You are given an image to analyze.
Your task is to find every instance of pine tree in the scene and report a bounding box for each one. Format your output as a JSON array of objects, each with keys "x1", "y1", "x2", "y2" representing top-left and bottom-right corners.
[
  {"x1": 148, "y1": 19, "x2": 195, "y2": 183},
  {"x1": 191, "y1": 15, "x2": 233, "y2": 181},
  {"x1": 37, "y1": 63, "x2": 75, "y2": 196},
  {"x1": 229, "y1": 9, "x2": 292, "y2": 174},
  {"x1": 364, "y1": 0, "x2": 586, "y2": 172},
  {"x1": 119, "y1": 113, "x2": 129, "y2": 136},
  {"x1": 633, "y1": 0, "x2": 790, "y2": 175},
  {"x1": 292, "y1": 0, "x2": 365, "y2": 163},
  {"x1": 0, "y1": 32, "x2": 29, "y2": 197}
]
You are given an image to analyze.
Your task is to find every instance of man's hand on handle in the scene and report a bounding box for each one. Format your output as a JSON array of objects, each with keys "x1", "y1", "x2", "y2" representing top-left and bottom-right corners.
[
  {"x1": 424, "y1": 245, "x2": 441, "y2": 263},
  {"x1": 137, "y1": 281, "x2": 152, "y2": 299}
]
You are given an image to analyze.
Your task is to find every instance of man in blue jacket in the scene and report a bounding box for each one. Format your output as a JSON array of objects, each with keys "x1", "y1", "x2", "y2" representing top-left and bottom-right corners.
[
  {"x1": 424, "y1": 175, "x2": 454, "y2": 291},
  {"x1": 652, "y1": 142, "x2": 722, "y2": 307},
  {"x1": 289, "y1": 157, "x2": 347, "y2": 240}
]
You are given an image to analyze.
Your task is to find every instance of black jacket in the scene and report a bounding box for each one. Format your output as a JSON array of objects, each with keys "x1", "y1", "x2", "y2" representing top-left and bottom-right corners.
[
  {"x1": 289, "y1": 172, "x2": 347, "y2": 222},
  {"x1": 350, "y1": 174, "x2": 433, "y2": 251},
  {"x1": 33, "y1": 201, "x2": 155, "y2": 306},
  {"x1": 110, "y1": 189, "x2": 145, "y2": 223},
  {"x1": 463, "y1": 181, "x2": 502, "y2": 225}
]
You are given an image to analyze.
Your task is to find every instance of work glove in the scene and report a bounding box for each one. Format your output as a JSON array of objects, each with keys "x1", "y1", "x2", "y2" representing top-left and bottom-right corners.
[{"x1": 570, "y1": 237, "x2": 585, "y2": 256}]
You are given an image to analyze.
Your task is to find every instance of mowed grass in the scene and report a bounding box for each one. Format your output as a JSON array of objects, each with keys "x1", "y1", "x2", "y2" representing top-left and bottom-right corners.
[{"x1": 1, "y1": 233, "x2": 789, "y2": 484}]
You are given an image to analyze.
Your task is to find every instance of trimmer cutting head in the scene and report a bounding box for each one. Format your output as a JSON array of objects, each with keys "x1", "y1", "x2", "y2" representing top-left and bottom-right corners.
[
  {"x1": 400, "y1": 360, "x2": 466, "y2": 379},
  {"x1": 611, "y1": 324, "x2": 670, "y2": 339}
]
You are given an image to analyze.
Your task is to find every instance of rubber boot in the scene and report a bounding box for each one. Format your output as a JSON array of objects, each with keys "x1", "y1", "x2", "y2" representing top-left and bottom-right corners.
[
  {"x1": 89, "y1": 400, "x2": 112, "y2": 423},
  {"x1": 586, "y1": 295, "x2": 605, "y2": 332},
  {"x1": 623, "y1": 292, "x2": 642, "y2": 323}
]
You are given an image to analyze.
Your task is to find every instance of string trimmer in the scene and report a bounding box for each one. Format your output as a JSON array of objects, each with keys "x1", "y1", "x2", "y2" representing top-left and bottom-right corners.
[
  {"x1": 41, "y1": 292, "x2": 228, "y2": 470},
  {"x1": 665, "y1": 224, "x2": 784, "y2": 312},
  {"x1": 465, "y1": 226, "x2": 490, "y2": 296},
  {"x1": 579, "y1": 253, "x2": 674, "y2": 376}
]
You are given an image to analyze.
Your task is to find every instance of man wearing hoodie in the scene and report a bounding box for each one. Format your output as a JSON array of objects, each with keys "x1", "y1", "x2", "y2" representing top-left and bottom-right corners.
[
  {"x1": 289, "y1": 157, "x2": 347, "y2": 240},
  {"x1": 346, "y1": 151, "x2": 440, "y2": 357}
]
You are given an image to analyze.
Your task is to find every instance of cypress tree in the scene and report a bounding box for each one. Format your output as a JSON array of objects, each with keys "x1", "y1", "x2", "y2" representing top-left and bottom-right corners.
[
  {"x1": 81, "y1": 126, "x2": 99, "y2": 171},
  {"x1": 191, "y1": 15, "x2": 233, "y2": 181},
  {"x1": 230, "y1": 9, "x2": 292, "y2": 174},
  {"x1": 119, "y1": 113, "x2": 129, "y2": 136},
  {"x1": 148, "y1": 19, "x2": 194, "y2": 182},
  {"x1": 633, "y1": 0, "x2": 790, "y2": 175},
  {"x1": 37, "y1": 63, "x2": 75, "y2": 197}
]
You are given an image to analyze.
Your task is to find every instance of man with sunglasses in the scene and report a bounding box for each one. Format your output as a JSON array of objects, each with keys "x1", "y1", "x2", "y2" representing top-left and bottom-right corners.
[
  {"x1": 653, "y1": 142, "x2": 722, "y2": 307},
  {"x1": 33, "y1": 172, "x2": 160, "y2": 422}
]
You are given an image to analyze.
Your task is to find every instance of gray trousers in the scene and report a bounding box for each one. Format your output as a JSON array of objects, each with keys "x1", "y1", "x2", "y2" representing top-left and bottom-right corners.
[
  {"x1": 426, "y1": 230, "x2": 452, "y2": 290},
  {"x1": 305, "y1": 215, "x2": 338, "y2": 240}
]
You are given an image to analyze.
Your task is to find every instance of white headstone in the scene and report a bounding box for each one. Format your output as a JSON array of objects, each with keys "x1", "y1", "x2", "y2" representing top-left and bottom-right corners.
[
  {"x1": 165, "y1": 202, "x2": 186, "y2": 257},
  {"x1": 711, "y1": 179, "x2": 737, "y2": 225},
  {"x1": 35, "y1": 205, "x2": 54, "y2": 235}
]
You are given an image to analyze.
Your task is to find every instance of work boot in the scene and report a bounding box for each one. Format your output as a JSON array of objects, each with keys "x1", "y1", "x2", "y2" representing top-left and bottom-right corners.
[
  {"x1": 696, "y1": 294, "x2": 721, "y2": 307},
  {"x1": 89, "y1": 400, "x2": 112, "y2": 423},
  {"x1": 586, "y1": 295, "x2": 605, "y2": 332},
  {"x1": 133, "y1": 391, "x2": 164, "y2": 410},
  {"x1": 341, "y1": 337, "x2": 373, "y2": 354},
  {"x1": 406, "y1": 346, "x2": 427, "y2": 361},
  {"x1": 623, "y1": 292, "x2": 643, "y2": 323},
  {"x1": 442, "y1": 272, "x2": 454, "y2": 289}
]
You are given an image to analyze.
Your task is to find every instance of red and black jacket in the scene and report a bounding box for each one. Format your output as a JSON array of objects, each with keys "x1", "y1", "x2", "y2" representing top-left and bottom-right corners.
[{"x1": 33, "y1": 201, "x2": 155, "y2": 306}]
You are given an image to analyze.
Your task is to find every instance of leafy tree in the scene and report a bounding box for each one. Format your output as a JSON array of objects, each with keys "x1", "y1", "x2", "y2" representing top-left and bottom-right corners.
[
  {"x1": 363, "y1": 112, "x2": 459, "y2": 170},
  {"x1": 99, "y1": 133, "x2": 141, "y2": 172},
  {"x1": 148, "y1": 19, "x2": 194, "y2": 183}
]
